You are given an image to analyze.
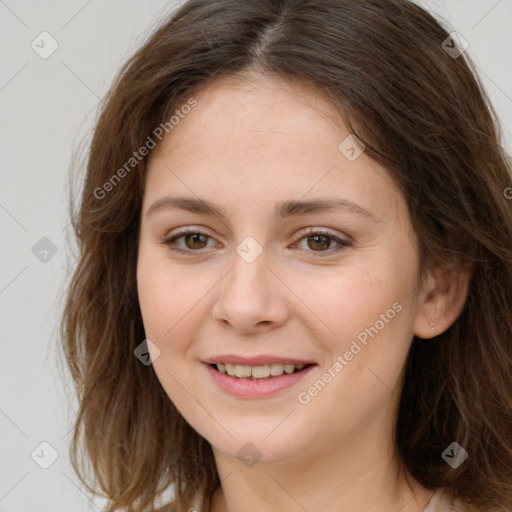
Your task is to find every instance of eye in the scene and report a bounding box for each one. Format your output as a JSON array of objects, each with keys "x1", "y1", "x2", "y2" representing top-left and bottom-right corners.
[
  {"x1": 163, "y1": 228, "x2": 217, "y2": 253},
  {"x1": 162, "y1": 227, "x2": 351, "y2": 256},
  {"x1": 293, "y1": 228, "x2": 350, "y2": 257}
]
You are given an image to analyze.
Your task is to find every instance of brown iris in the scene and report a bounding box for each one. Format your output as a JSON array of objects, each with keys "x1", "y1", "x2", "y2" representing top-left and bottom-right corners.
[{"x1": 306, "y1": 234, "x2": 331, "y2": 251}]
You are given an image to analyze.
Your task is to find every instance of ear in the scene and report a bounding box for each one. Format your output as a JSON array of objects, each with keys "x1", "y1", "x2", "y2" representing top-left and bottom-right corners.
[{"x1": 413, "y1": 261, "x2": 473, "y2": 339}]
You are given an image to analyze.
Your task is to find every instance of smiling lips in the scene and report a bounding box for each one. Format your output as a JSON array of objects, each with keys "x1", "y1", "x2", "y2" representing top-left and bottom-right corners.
[{"x1": 203, "y1": 355, "x2": 316, "y2": 397}]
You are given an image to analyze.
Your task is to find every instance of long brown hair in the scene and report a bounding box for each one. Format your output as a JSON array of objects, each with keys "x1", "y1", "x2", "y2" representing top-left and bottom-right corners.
[{"x1": 61, "y1": 1, "x2": 512, "y2": 511}]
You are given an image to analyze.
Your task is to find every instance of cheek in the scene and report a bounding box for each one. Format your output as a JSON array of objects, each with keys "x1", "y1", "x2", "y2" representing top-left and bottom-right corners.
[
  {"x1": 136, "y1": 252, "x2": 216, "y2": 355},
  {"x1": 288, "y1": 255, "x2": 416, "y2": 400},
  {"x1": 137, "y1": 243, "x2": 176, "y2": 339},
  {"x1": 137, "y1": 267, "x2": 170, "y2": 340},
  {"x1": 289, "y1": 261, "x2": 408, "y2": 351},
  {"x1": 137, "y1": 255, "x2": 228, "y2": 443}
]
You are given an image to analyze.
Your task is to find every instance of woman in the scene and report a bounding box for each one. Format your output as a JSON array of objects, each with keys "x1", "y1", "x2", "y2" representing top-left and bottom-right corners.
[{"x1": 61, "y1": 1, "x2": 512, "y2": 511}]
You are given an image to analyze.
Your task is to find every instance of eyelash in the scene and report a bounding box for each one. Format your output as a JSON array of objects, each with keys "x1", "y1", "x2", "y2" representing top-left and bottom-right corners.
[{"x1": 162, "y1": 227, "x2": 351, "y2": 257}]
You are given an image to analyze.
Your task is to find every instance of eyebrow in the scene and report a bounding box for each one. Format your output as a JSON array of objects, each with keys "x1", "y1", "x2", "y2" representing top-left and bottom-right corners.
[{"x1": 146, "y1": 196, "x2": 381, "y2": 222}]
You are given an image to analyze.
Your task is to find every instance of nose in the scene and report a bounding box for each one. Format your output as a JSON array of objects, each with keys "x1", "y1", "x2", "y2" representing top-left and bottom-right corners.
[{"x1": 211, "y1": 249, "x2": 289, "y2": 334}]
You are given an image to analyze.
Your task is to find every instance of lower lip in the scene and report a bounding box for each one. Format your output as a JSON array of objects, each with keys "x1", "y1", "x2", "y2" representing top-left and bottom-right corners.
[{"x1": 204, "y1": 363, "x2": 316, "y2": 398}]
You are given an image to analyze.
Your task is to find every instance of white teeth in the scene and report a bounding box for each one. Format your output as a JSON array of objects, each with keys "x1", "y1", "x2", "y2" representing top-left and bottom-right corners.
[
  {"x1": 215, "y1": 363, "x2": 307, "y2": 379},
  {"x1": 251, "y1": 365, "x2": 271, "y2": 378},
  {"x1": 234, "y1": 365, "x2": 252, "y2": 378},
  {"x1": 270, "y1": 363, "x2": 284, "y2": 376}
]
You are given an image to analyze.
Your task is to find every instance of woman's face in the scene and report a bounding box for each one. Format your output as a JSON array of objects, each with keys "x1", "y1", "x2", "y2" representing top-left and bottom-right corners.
[{"x1": 137, "y1": 74, "x2": 426, "y2": 465}]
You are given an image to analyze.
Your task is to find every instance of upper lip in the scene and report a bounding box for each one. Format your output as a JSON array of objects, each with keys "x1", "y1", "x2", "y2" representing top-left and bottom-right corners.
[{"x1": 203, "y1": 355, "x2": 316, "y2": 366}]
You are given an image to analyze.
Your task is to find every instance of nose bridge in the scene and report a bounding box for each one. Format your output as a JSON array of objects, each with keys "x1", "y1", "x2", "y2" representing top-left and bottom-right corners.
[
  {"x1": 226, "y1": 232, "x2": 270, "y2": 288},
  {"x1": 227, "y1": 243, "x2": 272, "y2": 303},
  {"x1": 212, "y1": 240, "x2": 288, "y2": 331}
]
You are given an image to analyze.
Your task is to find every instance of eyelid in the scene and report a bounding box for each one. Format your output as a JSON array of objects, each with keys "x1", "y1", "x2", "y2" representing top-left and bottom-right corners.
[{"x1": 296, "y1": 226, "x2": 351, "y2": 244}]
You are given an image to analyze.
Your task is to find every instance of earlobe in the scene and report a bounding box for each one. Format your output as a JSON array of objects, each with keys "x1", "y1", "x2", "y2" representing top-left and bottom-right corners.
[{"x1": 413, "y1": 262, "x2": 473, "y2": 339}]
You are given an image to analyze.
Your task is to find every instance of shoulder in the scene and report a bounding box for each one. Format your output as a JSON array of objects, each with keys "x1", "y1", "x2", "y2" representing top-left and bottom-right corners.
[
  {"x1": 422, "y1": 489, "x2": 500, "y2": 512},
  {"x1": 422, "y1": 489, "x2": 468, "y2": 512}
]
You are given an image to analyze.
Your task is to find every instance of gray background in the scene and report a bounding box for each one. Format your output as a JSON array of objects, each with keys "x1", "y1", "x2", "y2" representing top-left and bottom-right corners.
[{"x1": 0, "y1": 1, "x2": 511, "y2": 511}]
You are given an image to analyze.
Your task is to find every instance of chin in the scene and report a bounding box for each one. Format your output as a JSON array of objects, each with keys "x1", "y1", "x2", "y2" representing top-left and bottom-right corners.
[{"x1": 194, "y1": 414, "x2": 319, "y2": 466}]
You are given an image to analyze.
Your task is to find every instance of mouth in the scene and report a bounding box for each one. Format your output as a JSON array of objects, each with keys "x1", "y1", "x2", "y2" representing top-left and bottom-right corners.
[
  {"x1": 210, "y1": 362, "x2": 313, "y2": 380},
  {"x1": 203, "y1": 357, "x2": 317, "y2": 397}
]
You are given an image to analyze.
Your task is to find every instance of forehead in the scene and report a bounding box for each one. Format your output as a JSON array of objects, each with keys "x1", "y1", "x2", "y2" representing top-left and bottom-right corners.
[
  {"x1": 150, "y1": 72, "x2": 349, "y2": 170},
  {"x1": 144, "y1": 73, "x2": 405, "y2": 226}
]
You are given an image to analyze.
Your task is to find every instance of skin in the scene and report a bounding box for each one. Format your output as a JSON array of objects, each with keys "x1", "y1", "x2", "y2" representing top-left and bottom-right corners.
[{"x1": 136, "y1": 72, "x2": 471, "y2": 512}]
